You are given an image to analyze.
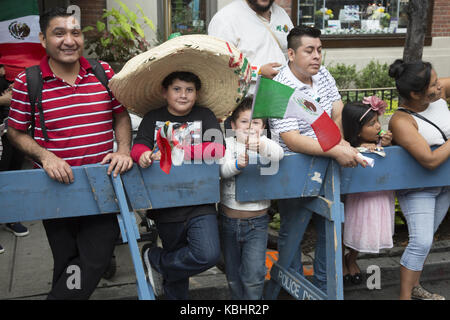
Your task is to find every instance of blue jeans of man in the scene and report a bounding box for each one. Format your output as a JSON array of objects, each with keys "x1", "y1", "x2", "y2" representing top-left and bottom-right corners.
[
  {"x1": 148, "y1": 213, "x2": 221, "y2": 300},
  {"x1": 219, "y1": 212, "x2": 269, "y2": 300},
  {"x1": 397, "y1": 187, "x2": 450, "y2": 271},
  {"x1": 277, "y1": 197, "x2": 327, "y2": 293}
]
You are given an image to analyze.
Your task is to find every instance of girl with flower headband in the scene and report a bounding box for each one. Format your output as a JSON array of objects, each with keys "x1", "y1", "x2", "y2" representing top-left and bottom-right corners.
[{"x1": 340, "y1": 96, "x2": 394, "y2": 286}]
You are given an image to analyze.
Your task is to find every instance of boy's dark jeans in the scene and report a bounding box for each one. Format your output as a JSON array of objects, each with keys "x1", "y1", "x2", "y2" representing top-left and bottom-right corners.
[
  {"x1": 149, "y1": 213, "x2": 221, "y2": 300},
  {"x1": 43, "y1": 214, "x2": 119, "y2": 300}
]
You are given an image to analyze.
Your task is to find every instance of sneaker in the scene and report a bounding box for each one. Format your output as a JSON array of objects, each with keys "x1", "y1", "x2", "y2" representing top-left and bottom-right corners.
[
  {"x1": 411, "y1": 284, "x2": 445, "y2": 300},
  {"x1": 141, "y1": 243, "x2": 164, "y2": 297},
  {"x1": 5, "y1": 223, "x2": 29, "y2": 237},
  {"x1": 0, "y1": 244, "x2": 4, "y2": 254}
]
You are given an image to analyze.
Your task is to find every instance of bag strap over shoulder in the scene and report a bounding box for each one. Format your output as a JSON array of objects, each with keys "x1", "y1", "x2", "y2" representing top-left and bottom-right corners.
[
  {"x1": 399, "y1": 108, "x2": 448, "y2": 142},
  {"x1": 24, "y1": 59, "x2": 114, "y2": 143},
  {"x1": 25, "y1": 65, "x2": 48, "y2": 141},
  {"x1": 87, "y1": 58, "x2": 113, "y2": 100}
]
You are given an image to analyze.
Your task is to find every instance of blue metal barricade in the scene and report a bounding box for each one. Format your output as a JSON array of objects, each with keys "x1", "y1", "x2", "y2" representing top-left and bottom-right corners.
[
  {"x1": 0, "y1": 146, "x2": 448, "y2": 300},
  {"x1": 0, "y1": 162, "x2": 219, "y2": 300},
  {"x1": 235, "y1": 146, "x2": 450, "y2": 300}
]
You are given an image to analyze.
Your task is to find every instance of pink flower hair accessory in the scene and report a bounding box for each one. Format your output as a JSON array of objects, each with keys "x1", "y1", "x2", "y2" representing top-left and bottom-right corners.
[{"x1": 359, "y1": 96, "x2": 388, "y2": 122}]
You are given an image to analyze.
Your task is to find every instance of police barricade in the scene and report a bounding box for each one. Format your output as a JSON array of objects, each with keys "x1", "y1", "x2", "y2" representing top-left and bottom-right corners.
[
  {"x1": 0, "y1": 162, "x2": 219, "y2": 300},
  {"x1": 236, "y1": 146, "x2": 450, "y2": 300},
  {"x1": 0, "y1": 146, "x2": 448, "y2": 300}
]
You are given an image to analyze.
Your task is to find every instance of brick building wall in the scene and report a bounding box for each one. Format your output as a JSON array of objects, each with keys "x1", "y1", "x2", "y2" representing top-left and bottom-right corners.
[
  {"x1": 275, "y1": 0, "x2": 293, "y2": 18},
  {"x1": 431, "y1": 0, "x2": 450, "y2": 37},
  {"x1": 72, "y1": 0, "x2": 106, "y2": 28}
]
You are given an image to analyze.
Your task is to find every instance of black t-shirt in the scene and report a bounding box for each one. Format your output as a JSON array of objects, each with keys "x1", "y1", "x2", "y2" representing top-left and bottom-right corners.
[{"x1": 134, "y1": 105, "x2": 223, "y2": 223}]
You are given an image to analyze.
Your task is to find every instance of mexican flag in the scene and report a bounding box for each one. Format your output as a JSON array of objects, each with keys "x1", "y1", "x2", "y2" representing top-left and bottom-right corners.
[
  {"x1": 156, "y1": 122, "x2": 185, "y2": 174},
  {"x1": 0, "y1": 0, "x2": 46, "y2": 81},
  {"x1": 252, "y1": 76, "x2": 341, "y2": 152}
]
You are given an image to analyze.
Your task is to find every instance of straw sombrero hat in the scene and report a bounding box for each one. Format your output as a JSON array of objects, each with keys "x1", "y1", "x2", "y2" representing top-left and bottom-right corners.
[{"x1": 109, "y1": 34, "x2": 252, "y2": 119}]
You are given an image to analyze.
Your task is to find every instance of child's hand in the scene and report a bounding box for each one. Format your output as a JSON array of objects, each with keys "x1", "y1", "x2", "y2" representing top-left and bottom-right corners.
[
  {"x1": 360, "y1": 143, "x2": 378, "y2": 152},
  {"x1": 247, "y1": 133, "x2": 260, "y2": 153},
  {"x1": 151, "y1": 151, "x2": 161, "y2": 162},
  {"x1": 380, "y1": 130, "x2": 393, "y2": 146},
  {"x1": 237, "y1": 153, "x2": 249, "y2": 169},
  {"x1": 139, "y1": 151, "x2": 153, "y2": 168}
]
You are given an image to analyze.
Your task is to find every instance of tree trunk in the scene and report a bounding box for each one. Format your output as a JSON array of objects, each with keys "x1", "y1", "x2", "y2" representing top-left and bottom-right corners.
[{"x1": 403, "y1": 0, "x2": 429, "y2": 63}]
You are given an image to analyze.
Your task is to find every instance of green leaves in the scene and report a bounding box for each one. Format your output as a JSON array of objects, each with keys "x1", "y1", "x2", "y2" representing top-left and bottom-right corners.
[{"x1": 82, "y1": 0, "x2": 155, "y2": 62}]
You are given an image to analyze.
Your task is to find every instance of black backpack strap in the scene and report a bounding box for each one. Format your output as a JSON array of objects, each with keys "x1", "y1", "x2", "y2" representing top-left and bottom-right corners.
[
  {"x1": 87, "y1": 58, "x2": 114, "y2": 100},
  {"x1": 25, "y1": 66, "x2": 49, "y2": 142},
  {"x1": 399, "y1": 108, "x2": 448, "y2": 142}
]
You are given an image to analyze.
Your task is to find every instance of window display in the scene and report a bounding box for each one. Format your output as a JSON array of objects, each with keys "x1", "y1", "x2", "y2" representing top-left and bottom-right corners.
[
  {"x1": 170, "y1": 0, "x2": 207, "y2": 35},
  {"x1": 298, "y1": 0, "x2": 410, "y2": 36}
]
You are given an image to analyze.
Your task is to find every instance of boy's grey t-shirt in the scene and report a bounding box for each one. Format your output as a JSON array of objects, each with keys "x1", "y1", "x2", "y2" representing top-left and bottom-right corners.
[{"x1": 134, "y1": 105, "x2": 223, "y2": 223}]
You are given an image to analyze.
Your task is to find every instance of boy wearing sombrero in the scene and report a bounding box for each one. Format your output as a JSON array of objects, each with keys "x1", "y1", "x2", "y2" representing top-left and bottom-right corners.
[{"x1": 110, "y1": 35, "x2": 251, "y2": 299}]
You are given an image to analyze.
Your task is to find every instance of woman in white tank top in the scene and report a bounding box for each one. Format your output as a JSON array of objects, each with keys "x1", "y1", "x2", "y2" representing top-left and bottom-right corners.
[{"x1": 389, "y1": 59, "x2": 450, "y2": 300}]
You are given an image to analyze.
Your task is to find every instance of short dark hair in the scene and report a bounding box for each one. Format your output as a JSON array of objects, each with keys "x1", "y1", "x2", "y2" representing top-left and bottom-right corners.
[
  {"x1": 230, "y1": 96, "x2": 267, "y2": 126},
  {"x1": 162, "y1": 71, "x2": 202, "y2": 91},
  {"x1": 39, "y1": 7, "x2": 75, "y2": 36},
  {"x1": 287, "y1": 26, "x2": 321, "y2": 51},
  {"x1": 230, "y1": 97, "x2": 253, "y2": 123},
  {"x1": 388, "y1": 59, "x2": 433, "y2": 100},
  {"x1": 342, "y1": 102, "x2": 377, "y2": 147}
]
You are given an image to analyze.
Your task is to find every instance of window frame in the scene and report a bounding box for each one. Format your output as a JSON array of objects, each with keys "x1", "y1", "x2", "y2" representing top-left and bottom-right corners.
[
  {"x1": 157, "y1": 0, "x2": 217, "y2": 40},
  {"x1": 292, "y1": 0, "x2": 434, "y2": 48}
]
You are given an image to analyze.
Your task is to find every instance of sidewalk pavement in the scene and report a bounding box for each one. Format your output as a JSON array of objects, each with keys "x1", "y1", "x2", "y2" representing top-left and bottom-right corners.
[{"x1": 2, "y1": 219, "x2": 450, "y2": 300}]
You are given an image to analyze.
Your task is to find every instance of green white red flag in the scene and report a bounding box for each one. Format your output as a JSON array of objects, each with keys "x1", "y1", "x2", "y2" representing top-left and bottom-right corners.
[
  {"x1": 251, "y1": 76, "x2": 341, "y2": 152},
  {"x1": 156, "y1": 121, "x2": 185, "y2": 174},
  {"x1": 0, "y1": 0, "x2": 46, "y2": 81}
]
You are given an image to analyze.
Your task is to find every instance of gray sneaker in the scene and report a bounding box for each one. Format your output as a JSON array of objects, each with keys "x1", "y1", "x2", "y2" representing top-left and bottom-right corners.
[
  {"x1": 411, "y1": 284, "x2": 445, "y2": 300},
  {"x1": 0, "y1": 244, "x2": 4, "y2": 254},
  {"x1": 142, "y1": 244, "x2": 164, "y2": 297}
]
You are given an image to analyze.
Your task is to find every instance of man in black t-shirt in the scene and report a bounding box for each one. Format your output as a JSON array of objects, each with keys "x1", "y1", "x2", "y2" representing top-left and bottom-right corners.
[{"x1": 131, "y1": 71, "x2": 225, "y2": 300}]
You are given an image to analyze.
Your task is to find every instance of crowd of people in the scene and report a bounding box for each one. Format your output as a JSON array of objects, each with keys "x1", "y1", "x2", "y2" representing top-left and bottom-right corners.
[{"x1": 1, "y1": 0, "x2": 449, "y2": 301}]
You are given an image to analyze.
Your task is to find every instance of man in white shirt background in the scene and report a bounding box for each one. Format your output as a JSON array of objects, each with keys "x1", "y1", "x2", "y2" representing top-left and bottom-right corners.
[{"x1": 208, "y1": 0, "x2": 294, "y2": 95}]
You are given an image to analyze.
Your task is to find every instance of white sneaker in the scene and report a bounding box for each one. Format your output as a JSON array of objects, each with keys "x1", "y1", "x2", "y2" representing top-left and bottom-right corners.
[{"x1": 142, "y1": 245, "x2": 164, "y2": 297}]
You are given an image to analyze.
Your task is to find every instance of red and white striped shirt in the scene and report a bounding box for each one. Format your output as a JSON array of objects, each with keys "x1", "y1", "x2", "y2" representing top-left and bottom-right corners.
[{"x1": 8, "y1": 56, "x2": 126, "y2": 167}]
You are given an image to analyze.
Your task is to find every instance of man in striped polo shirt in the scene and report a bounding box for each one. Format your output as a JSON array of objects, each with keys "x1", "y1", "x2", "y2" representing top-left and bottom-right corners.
[
  {"x1": 268, "y1": 26, "x2": 366, "y2": 295},
  {"x1": 7, "y1": 7, "x2": 133, "y2": 299}
]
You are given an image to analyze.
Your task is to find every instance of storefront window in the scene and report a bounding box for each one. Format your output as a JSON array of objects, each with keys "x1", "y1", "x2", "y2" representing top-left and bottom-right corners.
[
  {"x1": 298, "y1": 0, "x2": 411, "y2": 36},
  {"x1": 170, "y1": 0, "x2": 208, "y2": 35}
]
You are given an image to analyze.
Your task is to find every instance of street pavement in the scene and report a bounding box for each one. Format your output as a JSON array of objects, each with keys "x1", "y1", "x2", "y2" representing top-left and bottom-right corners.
[{"x1": 1, "y1": 218, "x2": 450, "y2": 300}]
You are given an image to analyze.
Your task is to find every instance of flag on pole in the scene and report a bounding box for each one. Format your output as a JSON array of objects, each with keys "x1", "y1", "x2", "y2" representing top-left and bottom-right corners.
[
  {"x1": 156, "y1": 122, "x2": 185, "y2": 174},
  {"x1": 251, "y1": 76, "x2": 341, "y2": 152},
  {"x1": 0, "y1": 0, "x2": 46, "y2": 81}
]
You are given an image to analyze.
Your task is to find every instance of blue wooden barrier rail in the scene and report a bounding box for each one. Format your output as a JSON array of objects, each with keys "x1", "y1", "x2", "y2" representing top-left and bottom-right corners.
[{"x1": 0, "y1": 146, "x2": 448, "y2": 300}]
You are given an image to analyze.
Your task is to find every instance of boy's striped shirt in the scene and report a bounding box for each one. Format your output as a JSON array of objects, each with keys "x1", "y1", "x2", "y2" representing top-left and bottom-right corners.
[{"x1": 8, "y1": 56, "x2": 126, "y2": 166}]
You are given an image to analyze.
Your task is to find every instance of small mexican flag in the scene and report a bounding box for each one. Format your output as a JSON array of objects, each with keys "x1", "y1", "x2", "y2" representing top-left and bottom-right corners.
[
  {"x1": 252, "y1": 76, "x2": 341, "y2": 152},
  {"x1": 156, "y1": 122, "x2": 185, "y2": 174},
  {"x1": 0, "y1": 0, "x2": 46, "y2": 81}
]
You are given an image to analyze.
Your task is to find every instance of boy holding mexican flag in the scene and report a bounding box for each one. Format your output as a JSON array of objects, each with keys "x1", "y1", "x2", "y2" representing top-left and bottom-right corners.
[{"x1": 262, "y1": 26, "x2": 366, "y2": 295}]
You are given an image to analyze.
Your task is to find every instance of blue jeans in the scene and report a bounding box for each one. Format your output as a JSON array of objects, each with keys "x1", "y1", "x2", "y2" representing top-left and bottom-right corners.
[
  {"x1": 277, "y1": 198, "x2": 327, "y2": 293},
  {"x1": 219, "y1": 212, "x2": 269, "y2": 300},
  {"x1": 397, "y1": 187, "x2": 450, "y2": 271},
  {"x1": 149, "y1": 213, "x2": 221, "y2": 300}
]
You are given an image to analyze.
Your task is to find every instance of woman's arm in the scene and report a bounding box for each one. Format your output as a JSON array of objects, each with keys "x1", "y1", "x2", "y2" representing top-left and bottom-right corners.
[{"x1": 389, "y1": 112, "x2": 450, "y2": 170}]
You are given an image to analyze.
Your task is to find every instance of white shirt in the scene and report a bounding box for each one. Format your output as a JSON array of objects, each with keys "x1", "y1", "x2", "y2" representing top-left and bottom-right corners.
[
  {"x1": 208, "y1": 0, "x2": 294, "y2": 94},
  {"x1": 412, "y1": 98, "x2": 450, "y2": 146},
  {"x1": 269, "y1": 64, "x2": 342, "y2": 152},
  {"x1": 220, "y1": 136, "x2": 284, "y2": 211}
]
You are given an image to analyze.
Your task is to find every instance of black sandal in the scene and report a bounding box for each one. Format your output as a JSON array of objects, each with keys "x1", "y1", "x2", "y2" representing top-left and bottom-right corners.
[
  {"x1": 343, "y1": 273, "x2": 353, "y2": 286},
  {"x1": 350, "y1": 273, "x2": 364, "y2": 285}
]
